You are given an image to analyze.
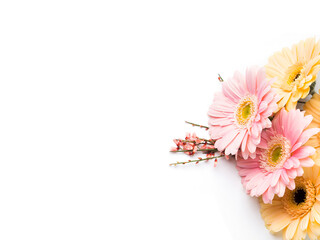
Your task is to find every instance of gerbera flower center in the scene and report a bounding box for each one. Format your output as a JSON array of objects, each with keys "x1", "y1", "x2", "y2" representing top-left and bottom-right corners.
[
  {"x1": 241, "y1": 103, "x2": 251, "y2": 119},
  {"x1": 235, "y1": 96, "x2": 257, "y2": 128},
  {"x1": 259, "y1": 135, "x2": 291, "y2": 172},
  {"x1": 282, "y1": 177, "x2": 316, "y2": 219},
  {"x1": 293, "y1": 188, "x2": 306, "y2": 205},
  {"x1": 270, "y1": 146, "x2": 282, "y2": 163},
  {"x1": 285, "y1": 63, "x2": 303, "y2": 85}
]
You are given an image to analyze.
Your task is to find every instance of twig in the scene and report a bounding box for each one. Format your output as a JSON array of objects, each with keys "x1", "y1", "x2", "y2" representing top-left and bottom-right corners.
[
  {"x1": 185, "y1": 121, "x2": 209, "y2": 130},
  {"x1": 218, "y1": 74, "x2": 224, "y2": 82},
  {"x1": 170, "y1": 148, "x2": 218, "y2": 153},
  {"x1": 169, "y1": 155, "x2": 222, "y2": 166}
]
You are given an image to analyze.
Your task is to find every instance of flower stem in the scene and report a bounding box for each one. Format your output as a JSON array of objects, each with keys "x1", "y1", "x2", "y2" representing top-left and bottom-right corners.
[
  {"x1": 310, "y1": 81, "x2": 316, "y2": 95},
  {"x1": 185, "y1": 121, "x2": 209, "y2": 130},
  {"x1": 169, "y1": 155, "x2": 222, "y2": 166}
]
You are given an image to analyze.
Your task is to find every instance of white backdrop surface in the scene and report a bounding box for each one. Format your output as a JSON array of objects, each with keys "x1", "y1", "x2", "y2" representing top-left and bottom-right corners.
[{"x1": 0, "y1": 0, "x2": 319, "y2": 239}]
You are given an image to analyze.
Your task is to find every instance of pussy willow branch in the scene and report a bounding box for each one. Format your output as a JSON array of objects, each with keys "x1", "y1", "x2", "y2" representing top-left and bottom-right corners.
[
  {"x1": 185, "y1": 121, "x2": 209, "y2": 130},
  {"x1": 169, "y1": 155, "x2": 222, "y2": 166},
  {"x1": 170, "y1": 148, "x2": 218, "y2": 153}
]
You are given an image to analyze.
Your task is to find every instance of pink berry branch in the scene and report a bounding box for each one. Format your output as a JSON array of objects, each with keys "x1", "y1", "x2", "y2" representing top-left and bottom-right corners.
[{"x1": 169, "y1": 122, "x2": 224, "y2": 166}]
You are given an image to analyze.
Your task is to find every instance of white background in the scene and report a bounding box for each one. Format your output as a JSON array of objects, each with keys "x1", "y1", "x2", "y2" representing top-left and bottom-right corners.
[{"x1": 0, "y1": 0, "x2": 319, "y2": 239}]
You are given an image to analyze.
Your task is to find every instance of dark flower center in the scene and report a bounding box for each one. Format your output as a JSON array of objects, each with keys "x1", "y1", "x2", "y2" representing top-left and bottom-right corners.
[
  {"x1": 293, "y1": 73, "x2": 300, "y2": 81},
  {"x1": 282, "y1": 177, "x2": 316, "y2": 219},
  {"x1": 293, "y1": 188, "x2": 306, "y2": 205}
]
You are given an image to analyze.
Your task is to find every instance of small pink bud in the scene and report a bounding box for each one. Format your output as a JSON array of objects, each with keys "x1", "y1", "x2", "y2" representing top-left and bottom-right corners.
[
  {"x1": 170, "y1": 147, "x2": 178, "y2": 152},
  {"x1": 214, "y1": 159, "x2": 218, "y2": 167}
]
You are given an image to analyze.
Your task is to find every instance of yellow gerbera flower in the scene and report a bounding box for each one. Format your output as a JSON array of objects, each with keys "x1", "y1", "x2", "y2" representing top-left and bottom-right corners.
[
  {"x1": 304, "y1": 93, "x2": 320, "y2": 165},
  {"x1": 265, "y1": 38, "x2": 320, "y2": 111},
  {"x1": 260, "y1": 165, "x2": 320, "y2": 240}
]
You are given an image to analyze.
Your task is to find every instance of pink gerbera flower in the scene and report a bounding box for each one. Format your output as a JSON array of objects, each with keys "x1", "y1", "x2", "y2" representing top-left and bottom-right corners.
[
  {"x1": 237, "y1": 109, "x2": 320, "y2": 203},
  {"x1": 208, "y1": 67, "x2": 278, "y2": 158}
]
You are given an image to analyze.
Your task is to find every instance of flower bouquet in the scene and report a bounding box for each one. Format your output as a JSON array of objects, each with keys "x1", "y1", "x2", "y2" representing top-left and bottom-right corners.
[{"x1": 170, "y1": 38, "x2": 320, "y2": 240}]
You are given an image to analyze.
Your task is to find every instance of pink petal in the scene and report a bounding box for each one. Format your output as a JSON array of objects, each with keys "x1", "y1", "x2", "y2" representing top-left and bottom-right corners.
[
  {"x1": 214, "y1": 130, "x2": 239, "y2": 152},
  {"x1": 286, "y1": 169, "x2": 298, "y2": 179},
  {"x1": 246, "y1": 67, "x2": 257, "y2": 94},
  {"x1": 225, "y1": 130, "x2": 246, "y2": 155},
  {"x1": 283, "y1": 160, "x2": 294, "y2": 169},
  {"x1": 300, "y1": 158, "x2": 315, "y2": 167},
  {"x1": 297, "y1": 167, "x2": 304, "y2": 176},
  {"x1": 278, "y1": 183, "x2": 286, "y2": 197},
  {"x1": 291, "y1": 146, "x2": 316, "y2": 159},
  {"x1": 281, "y1": 171, "x2": 290, "y2": 185},
  {"x1": 292, "y1": 128, "x2": 320, "y2": 152},
  {"x1": 287, "y1": 179, "x2": 296, "y2": 190},
  {"x1": 270, "y1": 170, "x2": 281, "y2": 187}
]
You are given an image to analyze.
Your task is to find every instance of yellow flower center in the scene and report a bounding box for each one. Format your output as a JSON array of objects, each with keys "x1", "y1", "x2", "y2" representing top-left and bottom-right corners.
[
  {"x1": 287, "y1": 65, "x2": 302, "y2": 84},
  {"x1": 240, "y1": 102, "x2": 252, "y2": 120},
  {"x1": 281, "y1": 63, "x2": 304, "y2": 91},
  {"x1": 270, "y1": 146, "x2": 282, "y2": 163},
  {"x1": 235, "y1": 96, "x2": 257, "y2": 127},
  {"x1": 282, "y1": 177, "x2": 316, "y2": 219},
  {"x1": 260, "y1": 135, "x2": 291, "y2": 172}
]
